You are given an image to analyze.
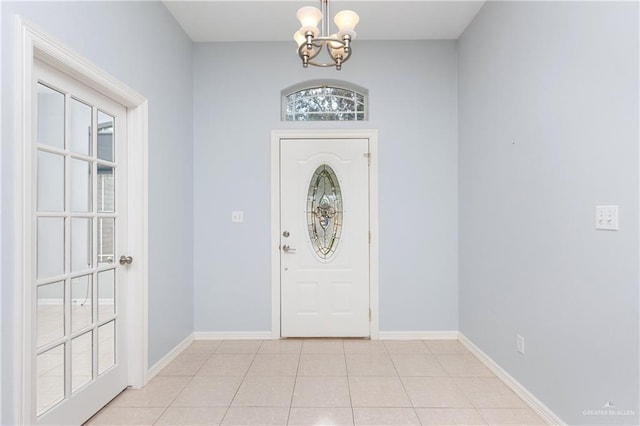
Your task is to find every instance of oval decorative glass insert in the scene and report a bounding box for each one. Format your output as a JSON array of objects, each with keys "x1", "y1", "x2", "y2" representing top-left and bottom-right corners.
[{"x1": 307, "y1": 164, "x2": 343, "y2": 260}]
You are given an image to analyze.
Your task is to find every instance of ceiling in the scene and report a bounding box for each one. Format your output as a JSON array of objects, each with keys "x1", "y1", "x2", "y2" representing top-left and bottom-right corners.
[{"x1": 163, "y1": 1, "x2": 485, "y2": 42}]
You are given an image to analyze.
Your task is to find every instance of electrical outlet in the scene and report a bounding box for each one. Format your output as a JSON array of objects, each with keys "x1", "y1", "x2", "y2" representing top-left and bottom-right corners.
[
  {"x1": 231, "y1": 211, "x2": 244, "y2": 223},
  {"x1": 596, "y1": 206, "x2": 619, "y2": 230},
  {"x1": 516, "y1": 334, "x2": 525, "y2": 355}
]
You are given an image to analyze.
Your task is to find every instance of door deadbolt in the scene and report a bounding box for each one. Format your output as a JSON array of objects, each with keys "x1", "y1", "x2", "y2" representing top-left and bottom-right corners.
[{"x1": 282, "y1": 231, "x2": 290, "y2": 238}]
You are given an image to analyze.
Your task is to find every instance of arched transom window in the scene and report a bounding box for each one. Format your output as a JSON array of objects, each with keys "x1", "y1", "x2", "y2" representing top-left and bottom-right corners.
[{"x1": 282, "y1": 80, "x2": 368, "y2": 121}]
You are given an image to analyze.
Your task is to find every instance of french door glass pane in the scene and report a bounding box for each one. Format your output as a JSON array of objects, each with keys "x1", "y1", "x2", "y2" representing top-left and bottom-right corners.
[
  {"x1": 37, "y1": 281, "x2": 65, "y2": 347},
  {"x1": 98, "y1": 218, "x2": 115, "y2": 266},
  {"x1": 37, "y1": 344, "x2": 64, "y2": 416},
  {"x1": 69, "y1": 98, "x2": 92, "y2": 156},
  {"x1": 70, "y1": 218, "x2": 92, "y2": 272},
  {"x1": 70, "y1": 159, "x2": 91, "y2": 213},
  {"x1": 97, "y1": 166, "x2": 115, "y2": 213},
  {"x1": 37, "y1": 84, "x2": 64, "y2": 149},
  {"x1": 71, "y1": 275, "x2": 92, "y2": 332},
  {"x1": 97, "y1": 269, "x2": 115, "y2": 320},
  {"x1": 97, "y1": 111, "x2": 114, "y2": 162},
  {"x1": 37, "y1": 218, "x2": 64, "y2": 279},
  {"x1": 98, "y1": 321, "x2": 115, "y2": 374},
  {"x1": 71, "y1": 331, "x2": 93, "y2": 393},
  {"x1": 37, "y1": 151, "x2": 64, "y2": 212}
]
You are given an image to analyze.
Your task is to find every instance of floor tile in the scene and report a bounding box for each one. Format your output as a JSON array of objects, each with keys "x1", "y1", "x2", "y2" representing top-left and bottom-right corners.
[
  {"x1": 349, "y1": 377, "x2": 412, "y2": 407},
  {"x1": 454, "y1": 378, "x2": 527, "y2": 409},
  {"x1": 353, "y1": 408, "x2": 420, "y2": 425},
  {"x1": 478, "y1": 408, "x2": 546, "y2": 425},
  {"x1": 222, "y1": 407, "x2": 290, "y2": 425},
  {"x1": 345, "y1": 353, "x2": 396, "y2": 376},
  {"x1": 197, "y1": 354, "x2": 254, "y2": 376},
  {"x1": 298, "y1": 354, "x2": 347, "y2": 376},
  {"x1": 416, "y1": 408, "x2": 487, "y2": 425},
  {"x1": 231, "y1": 376, "x2": 296, "y2": 407},
  {"x1": 424, "y1": 340, "x2": 469, "y2": 355},
  {"x1": 391, "y1": 354, "x2": 447, "y2": 377},
  {"x1": 159, "y1": 352, "x2": 210, "y2": 376},
  {"x1": 155, "y1": 407, "x2": 227, "y2": 425},
  {"x1": 437, "y1": 354, "x2": 494, "y2": 377},
  {"x1": 184, "y1": 340, "x2": 223, "y2": 354},
  {"x1": 111, "y1": 376, "x2": 191, "y2": 407},
  {"x1": 216, "y1": 340, "x2": 263, "y2": 354},
  {"x1": 86, "y1": 407, "x2": 164, "y2": 425},
  {"x1": 259, "y1": 339, "x2": 303, "y2": 354},
  {"x1": 402, "y1": 377, "x2": 473, "y2": 408},
  {"x1": 383, "y1": 341, "x2": 430, "y2": 354},
  {"x1": 292, "y1": 376, "x2": 351, "y2": 407},
  {"x1": 247, "y1": 353, "x2": 300, "y2": 376},
  {"x1": 343, "y1": 340, "x2": 388, "y2": 354},
  {"x1": 288, "y1": 407, "x2": 354, "y2": 425},
  {"x1": 172, "y1": 376, "x2": 243, "y2": 407},
  {"x1": 302, "y1": 339, "x2": 344, "y2": 354}
]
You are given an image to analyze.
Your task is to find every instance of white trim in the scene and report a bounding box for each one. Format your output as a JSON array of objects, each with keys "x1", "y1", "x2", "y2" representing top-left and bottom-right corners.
[
  {"x1": 378, "y1": 331, "x2": 459, "y2": 340},
  {"x1": 270, "y1": 129, "x2": 379, "y2": 339},
  {"x1": 459, "y1": 333, "x2": 565, "y2": 425},
  {"x1": 15, "y1": 17, "x2": 149, "y2": 422},
  {"x1": 146, "y1": 333, "x2": 195, "y2": 380},
  {"x1": 193, "y1": 331, "x2": 274, "y2": 340}
]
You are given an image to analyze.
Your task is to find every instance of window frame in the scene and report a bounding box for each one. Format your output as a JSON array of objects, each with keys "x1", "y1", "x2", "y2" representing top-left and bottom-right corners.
[{"x1": 281, "y1": 79, "x2": 369, "y2": 122}]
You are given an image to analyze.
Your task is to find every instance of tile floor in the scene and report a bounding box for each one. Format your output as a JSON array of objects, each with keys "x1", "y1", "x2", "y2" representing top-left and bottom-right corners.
[{"x1": 86, "y1": 339, "x2": 546, "y2": 425}]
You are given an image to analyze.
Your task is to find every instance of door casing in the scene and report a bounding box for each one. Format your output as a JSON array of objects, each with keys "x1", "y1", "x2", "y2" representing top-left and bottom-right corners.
[
  {"x1": 271, "y1": 129, "x2": 379, "y2": 339},
  {"x1": 14, "y1": 18, "x2": 149, "y2": 424}
]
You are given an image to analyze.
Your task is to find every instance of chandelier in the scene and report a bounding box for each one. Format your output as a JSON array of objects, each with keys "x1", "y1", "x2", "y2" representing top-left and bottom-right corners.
[{"x1": 294, "y1": 0, "x2": 360, "y2": 70}]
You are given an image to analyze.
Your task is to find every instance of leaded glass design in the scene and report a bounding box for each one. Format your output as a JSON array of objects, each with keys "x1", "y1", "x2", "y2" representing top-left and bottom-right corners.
[
  {"x1": 283, "y1": 82, "x2": 367, "y2": 121},
  {"x1": 307, "y1": 164, "x2": 343, "y2": 260}
]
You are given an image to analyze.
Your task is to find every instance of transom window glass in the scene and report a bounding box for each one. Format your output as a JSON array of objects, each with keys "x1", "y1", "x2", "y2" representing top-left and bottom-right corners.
[{"x1": 282, "y1": 80, "x2": 368, "y2": 121}]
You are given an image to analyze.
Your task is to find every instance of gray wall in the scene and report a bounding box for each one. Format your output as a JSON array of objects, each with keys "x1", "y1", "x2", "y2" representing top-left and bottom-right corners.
[
  {"x1": 458, "y1": 2, "x2": 639, "y2": 424},
  {"x1": 193, "y1": 41, "x2": 459, "y2": 333},
  {"x1": 1, "y1": 2, "x2": 194, "y2": 423}
]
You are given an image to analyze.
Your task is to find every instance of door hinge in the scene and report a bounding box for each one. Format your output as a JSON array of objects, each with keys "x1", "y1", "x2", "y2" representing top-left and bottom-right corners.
[
  {"x1": 369, "y1": 308, "x2": 372, "y2": 321},
  {"x1": 368, "y1": 231, "x2": 372, "y2": 244},
  {"x1": 364, "y1": 152, "x2": 371, "y2": 165}
]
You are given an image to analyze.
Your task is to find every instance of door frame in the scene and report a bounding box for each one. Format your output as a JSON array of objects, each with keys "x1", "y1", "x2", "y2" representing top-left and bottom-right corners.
[
  {"x1": 270, "y1": 129, "x2": 379, "y2": 340},
  {"x1": 13, "y1": 18, "x2": 149, "y2": 424}
]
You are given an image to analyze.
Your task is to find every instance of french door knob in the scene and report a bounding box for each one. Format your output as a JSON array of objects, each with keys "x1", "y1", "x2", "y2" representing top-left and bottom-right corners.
[{"x1": 119, "y1": 255, "x2": 133, "y2": 265}]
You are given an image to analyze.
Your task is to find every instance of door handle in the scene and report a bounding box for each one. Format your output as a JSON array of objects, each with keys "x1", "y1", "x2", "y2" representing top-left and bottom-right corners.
[
  {"x1": 119, "y1": 255, "x2": 133, "y2": 265},
  {"x1": 282, "y1": 245, "x2": 296, "y2": 253}
]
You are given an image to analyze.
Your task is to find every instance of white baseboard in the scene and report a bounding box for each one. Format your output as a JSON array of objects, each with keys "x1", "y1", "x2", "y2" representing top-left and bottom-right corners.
[
  {"x1": 459, "y1": 333, "x2": 565, "y2": 425},
  {"x1": 147, "y1": 333, "x2": 194, "y2": 380},
  {"x1": 378, "y1": 331, "x2": 459, "y2": 340},
  {"x1": 194, "y1": 331, "x2": 273, "y2": 340}
]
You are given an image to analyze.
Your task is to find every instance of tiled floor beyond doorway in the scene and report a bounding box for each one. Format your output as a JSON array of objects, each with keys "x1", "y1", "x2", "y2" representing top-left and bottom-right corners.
[{"x1": 86, "y1": 339, "x2": 546, "y2": 425}]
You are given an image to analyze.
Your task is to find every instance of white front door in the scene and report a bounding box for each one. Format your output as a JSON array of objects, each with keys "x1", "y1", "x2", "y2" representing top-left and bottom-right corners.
[
  {"x1": 32, "y1": 59, "x2": 129, "y2": 425},
  {"x1": 280, "y1": 138, "x2": 370, "y2": 337}
]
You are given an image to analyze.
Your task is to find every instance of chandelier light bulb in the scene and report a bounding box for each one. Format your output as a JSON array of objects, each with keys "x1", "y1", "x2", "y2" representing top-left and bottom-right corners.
[
  {"x1": 328, "y1": 33, "x2": 343, "y2": 49},
  {"x1": 334, "y1": 10, "x2": 359, "y2": 39},
  {"x1": 294, "y1": 31, "x2": 306, "y2": 47},
  {"x1": 297, "y1": 6, "x2": 322, "y2": 37}
]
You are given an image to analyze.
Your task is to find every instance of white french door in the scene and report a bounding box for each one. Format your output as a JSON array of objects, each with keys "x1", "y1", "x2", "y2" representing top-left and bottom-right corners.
[
  {"x1": 280, "y1": 138, "x2": 370, "y2": 337},
  {"x1": 31, "y1": 59, "x2": 129, "y2": 425}
]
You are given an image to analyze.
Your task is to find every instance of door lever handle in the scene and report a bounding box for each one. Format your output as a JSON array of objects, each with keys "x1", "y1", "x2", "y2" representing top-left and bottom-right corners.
[
  {"x1": 119, "y1": 255, "x2": 133, "y2": 265},
  {"x1": 282, "y1": 245, "x2": 296, "y2": 253}
]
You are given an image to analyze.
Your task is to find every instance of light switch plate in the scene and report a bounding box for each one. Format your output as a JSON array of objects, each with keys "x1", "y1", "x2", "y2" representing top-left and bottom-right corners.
[
  {"x1": 231, "y1": 211, "x2": 244, "y2": 223},
  {"x1": 595, "y1": 206, "x2": 618, "y2": 230}
]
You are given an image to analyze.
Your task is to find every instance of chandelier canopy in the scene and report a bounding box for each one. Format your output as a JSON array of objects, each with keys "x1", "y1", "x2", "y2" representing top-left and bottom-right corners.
[{"x1": 294, "y1": 0, "x2": 360, "y2": 70}]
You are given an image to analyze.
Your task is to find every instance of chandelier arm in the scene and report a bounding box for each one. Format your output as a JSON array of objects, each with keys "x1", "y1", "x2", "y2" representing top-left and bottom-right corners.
[{"x1": 298, "y1": 43, "x2": 322, "y2": 62}]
